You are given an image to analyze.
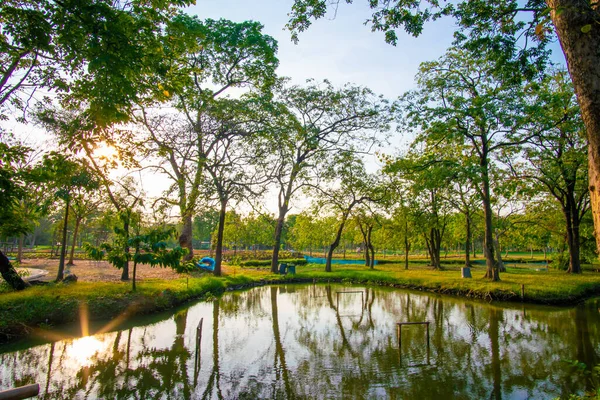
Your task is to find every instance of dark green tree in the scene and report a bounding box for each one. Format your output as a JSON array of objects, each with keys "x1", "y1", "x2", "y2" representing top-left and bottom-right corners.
[
  {"x1": 0, "y1": 142, "x2": 31, "y2": 289},
  {"x1": 398, "y1": 47, "x2": 541, "y2": 280}
]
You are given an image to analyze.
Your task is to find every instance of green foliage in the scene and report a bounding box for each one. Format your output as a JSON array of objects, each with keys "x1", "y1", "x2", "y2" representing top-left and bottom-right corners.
[
  {"x1": 287, "y1": 0, "x2": 551, "y2": 81},
  {"x1": 85, "y1": 226, "x2": 192, "y2": 276},
  {"x1": 1, "y1": 0, "x2": 194, "y2": 123},
  {"x1": 559, "y1": 361, "x2": 600, "y2": 399}
]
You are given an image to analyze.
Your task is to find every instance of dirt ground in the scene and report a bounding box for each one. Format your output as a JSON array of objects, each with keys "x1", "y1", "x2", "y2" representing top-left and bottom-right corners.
[{"x1": 18, "y1": 258, "x2": 198, "y2": 282}]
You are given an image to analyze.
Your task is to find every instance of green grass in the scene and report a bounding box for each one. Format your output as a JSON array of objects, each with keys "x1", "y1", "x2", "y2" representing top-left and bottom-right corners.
[{"x1": 1, "y1": 261, "x2": 600, "y2": 344}]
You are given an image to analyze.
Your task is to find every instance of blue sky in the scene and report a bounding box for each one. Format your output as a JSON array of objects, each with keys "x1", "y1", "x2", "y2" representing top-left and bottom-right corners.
[
  {"x1": 187, "y1": 0, "x2": 567, "y2": 100},
  {"x1": 187, "y1": 0, "x2": 459, "y2": 99}
]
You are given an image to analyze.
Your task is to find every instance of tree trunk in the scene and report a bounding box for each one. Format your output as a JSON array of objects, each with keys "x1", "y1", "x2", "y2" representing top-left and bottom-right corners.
[
  {"x1": 481, "y1": 154, "x2": 499, "y2": 280},
  {"x1": 271, "y1": 210, "x2": 286, "y2": 274},
  {"x1": 0, "y1": 251, "x2": 29, "y2": 290},
  {"x1": 68, "y1": 217, "x2": 82, "y2": 266},
  {"x1": 366, "y1": 226, "x2": 375, "y2": 269},
  {"x1": 464, "y1": 214, "x2": 472, "y2": 268},
  {"x1": 494, "y1": 232, "x2": 506, "y2": 273},
  {"x1": 404, "y1": 219, "x2": 410, "y2": 270},
  {"x1": 132, "y1": 261, "x2": 138, "y2": 291},
  {"x1": 547, "y1": 0, "x2": 600, "y2": 259},
  {"x1": 214, "y1": 198, "x2": 227, "y2": 277},
  {"x1": 358, "y1": 223, "x2": 370, "y2": 267},
  {"x1": 326, "y1": 212, "x2": 350, "y2": 272},
  {"x1": 425, "y1": 228, "x2": 442, "y2": 269},
  {"x1": 179, "y1": 212, "x2": 194, "y2": 262},
  {"x1": 17, "y1": 235, "x2": 24, "y2": 263},
  {"x1": 56, "y1": 197, "x2": 70, "y2": 282},
  {"x1": 564, "y1": 197, "x2": 582, "y2": 273},
  {"x1": 121, "y1": 217, "x2": 130, "y2": 281}
]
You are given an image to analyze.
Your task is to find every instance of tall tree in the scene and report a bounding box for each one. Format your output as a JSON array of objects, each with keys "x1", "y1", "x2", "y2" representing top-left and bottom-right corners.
[
  {"x1": 316, "y1": 152, "x2": 386, "y2": 272},
  {"x1": 398, "y1": 47, "x2": 540, "y2": 280},
  {"x1": 286, "y1": 0, "x2": 600, "y2": 262},
  {"x1": 266, "y1": 80, "x2": 390, "y2": 273},
  {"x1": 42, "y1": 153, "x2": 99, "y2": 281},
  {"x1": 36, "y1": 109, "x2": 143, "y2": 280},
  {"x1": 137, "y1": 16, "x2": 278, "y2": 260},
  {"x1": 66, "y1": 175, "x2": 104, "y2": 266},
  {"x1": 387, "y1": 153, "x2": 453, "y2": 270},
  {"x1": 508, "y1": 71, "x2": 589, "y2": 273},
  {"x1": 202, "y1": 99, "x2": 273, "y2": 276}
]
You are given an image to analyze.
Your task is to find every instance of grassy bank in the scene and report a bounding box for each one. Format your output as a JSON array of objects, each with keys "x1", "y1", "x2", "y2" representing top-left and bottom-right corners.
[{"x1": 2, "y1": 262, "x2": 600, "y2": 344}]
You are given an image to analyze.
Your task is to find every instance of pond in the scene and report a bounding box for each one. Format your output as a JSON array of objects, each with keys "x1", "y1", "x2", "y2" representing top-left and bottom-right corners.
[{"x1": 0, "y1": 284, "x2": 598, "y2": 399}]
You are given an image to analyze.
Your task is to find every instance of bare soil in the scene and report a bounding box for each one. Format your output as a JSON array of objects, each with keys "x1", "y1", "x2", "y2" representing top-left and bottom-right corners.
[{"x1": 18, "y1": 259, "x2": 186, "y2": 282}]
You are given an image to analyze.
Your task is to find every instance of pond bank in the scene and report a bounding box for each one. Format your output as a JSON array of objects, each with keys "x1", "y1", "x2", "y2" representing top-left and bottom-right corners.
[{"x1": 2, "y1": 264, "x2": 600, "y2": 344}]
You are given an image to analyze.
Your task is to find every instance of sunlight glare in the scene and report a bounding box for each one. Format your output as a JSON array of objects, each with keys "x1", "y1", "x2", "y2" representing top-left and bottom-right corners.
[{"x1": 67, "y1": 336, "x2": 106, "y2": 367}]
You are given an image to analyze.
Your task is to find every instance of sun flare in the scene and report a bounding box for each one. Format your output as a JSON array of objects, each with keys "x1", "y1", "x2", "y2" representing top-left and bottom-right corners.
[{"x1": 67, "y1": 336, "x2": 106, "y2": 367}]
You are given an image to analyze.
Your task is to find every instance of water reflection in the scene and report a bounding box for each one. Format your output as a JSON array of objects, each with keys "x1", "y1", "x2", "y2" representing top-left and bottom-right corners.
[{"x1": 0, "y1": 285, "x2": 598, "y2": 399}]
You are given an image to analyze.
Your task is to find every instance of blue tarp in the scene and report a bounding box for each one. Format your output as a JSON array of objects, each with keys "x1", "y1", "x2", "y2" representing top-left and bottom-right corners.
[
  {"x1": 198, "y1": 257, "x2": 215, "y2": 272},
  {"x1": 303, "y1": 255, "x2": 377, "y2": 265}
]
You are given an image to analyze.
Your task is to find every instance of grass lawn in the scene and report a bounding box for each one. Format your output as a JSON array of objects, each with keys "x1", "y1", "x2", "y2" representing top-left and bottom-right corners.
[{"x1": 1, "y1": 260, "x2": 599, "y2": 344}]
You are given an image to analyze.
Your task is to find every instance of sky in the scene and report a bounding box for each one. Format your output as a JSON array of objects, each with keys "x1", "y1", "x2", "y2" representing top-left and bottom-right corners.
[{"x1": 187, "y1": 0, "x2": 458, "y2": 99}]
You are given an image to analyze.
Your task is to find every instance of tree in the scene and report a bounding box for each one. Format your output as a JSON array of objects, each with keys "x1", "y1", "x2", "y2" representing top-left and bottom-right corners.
[
  {"x1": 388, "y1": 152, "x2": 453, "y2": 270},
  {"x1": 288, "y1": 213, "x2": 334, "y2": 256},
  {"x1": 242, "y1": 212, "x2": 276, "y2": 255},
  {"x1": 66, "y1": 175, "x2": 104, "y2": 266},
  {"x1": 1, "y1": 142, "x2": 49, "y2": 263},
  {"x1": 286, "y1": 0, "x2": 600, "y2": 262},
  {"x1": 508, "y1": 71, "x2": 589, "y2": 273},
  {"x1": 42, "y1": 153, "x2": 99, "y2": 281},
  {"x1": 398, "y1": 47, "x2": 543, "y2": 280},
  {"x1": 0, "y1": 0, "x2": 192, "y2": 122},
  {"x1": 316, "y1": 152, "x2": 386, "y2": 272},
  {"x1": 137, "y1": 16, "x2": 278, "y2": 260},
  {"x1": 86, "y1": 227, "x2": 191, "y2": 291},
  {"x1": 266, "y1": 79, "x2": 390, "y2": 273},
  {"x1": 220, "y1": 211, "x2": 244, "y2": 255},
  {"x1": 36, "y1": 108, "x2": 144, "y2": 281},
  {"x1": 202, "y1": 99, "x2": 274, "y2": 276},
  {"x1": 0, "y1": 141, "x2": 31, "y2": 290},
  {"x1": 192, "y1": 209, "x2": 219, "y2": 251},
  {"x1": 353, "y1": 203, "x2": 385, "y2": 269}
]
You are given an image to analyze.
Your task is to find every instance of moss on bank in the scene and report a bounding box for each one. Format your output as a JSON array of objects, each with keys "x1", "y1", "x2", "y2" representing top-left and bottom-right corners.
[{"x1": 1, "y1": 263, "x2": 600, "y2": 344}]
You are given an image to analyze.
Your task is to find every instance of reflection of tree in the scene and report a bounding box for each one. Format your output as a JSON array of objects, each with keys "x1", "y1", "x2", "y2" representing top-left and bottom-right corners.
[
  {"x1": 202, "y1": 300, "x2": 223, "y2": 400},
  {"x1": 270, "y1": 287, "x2": 294, "y2": 399},
  {"x1": 41, "y1": 342, "x2": 55, "y2": 399},
  {"x1": 325, "y1": 285, "x2": 357, "y2": 357},
  {"x1": 575, "y1": 303, "x2": 599, "y2": 394},
  {"x1": 489, "y1": 307, "x2": 502, "y2": 400},
  {"x1": 2, "y1": 288, "x2": 600, "y2": 399}
]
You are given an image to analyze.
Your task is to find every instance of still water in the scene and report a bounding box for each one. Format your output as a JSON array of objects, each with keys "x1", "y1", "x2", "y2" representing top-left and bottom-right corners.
[{"x1": 0, "y1": 284, "x2": 598, "y2": 399}]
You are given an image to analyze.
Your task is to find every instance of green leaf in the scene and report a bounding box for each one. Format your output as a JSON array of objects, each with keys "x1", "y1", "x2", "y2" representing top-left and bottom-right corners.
[{"x1": 581, "y1": 24, "x2": 592, "y2": 33}]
